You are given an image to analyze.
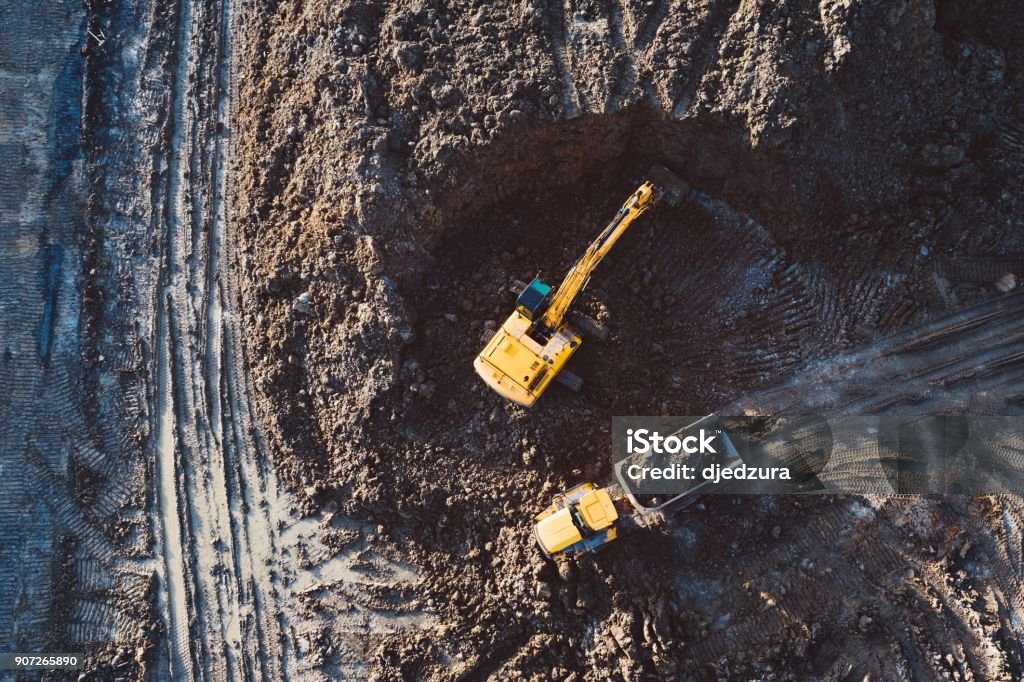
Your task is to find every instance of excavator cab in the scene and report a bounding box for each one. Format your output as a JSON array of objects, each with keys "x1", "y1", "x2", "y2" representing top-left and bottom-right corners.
[
  {"x1": 534, "y1": 483, "x2": 619, "y2": 557},
  {"x1": 516, "y1": 277, "x2": 553, "y2": 322}
]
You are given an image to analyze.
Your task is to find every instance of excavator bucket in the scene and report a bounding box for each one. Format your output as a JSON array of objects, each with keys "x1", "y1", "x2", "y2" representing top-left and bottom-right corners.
[{"x1": 647, "y1": 164, "x2": 688, "y2": 207}]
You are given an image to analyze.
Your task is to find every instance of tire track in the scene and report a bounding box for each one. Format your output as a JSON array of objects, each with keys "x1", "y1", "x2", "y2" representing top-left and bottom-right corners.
[
  {"x1": 664, "y1": 0, "x2": 739, "y2": 117},
  {"x1": 965, "y1": 498, "x2": 1024, "y2": 619},
  {"x1": 152, "y1": 0, "x2": 252, "y2": 676},
  {"x1": 0, "y1": 0, "x2": 137, "y2": 661},
  {"x1": 684, "y1": 497, "x2": 992, "y2": 678},
  {"x1": 543, "y1": 0, "x2": 586, "y2": 116},
  {"x1": 730, "y1": 290, "x2": 1024, "y2": 415},
  {"x1": 606, "y1": 0, "x2": 638, "y2": 111},
  {"x1": 687, "y1": 499, "x2": 904, "y2": 662},
  {"x1": 633, "y1": 0, "x2": 673, "y2": 52},
  {"x1": 152, "y1": 0, "x2": 201, "y2": 673},
  {"x1": 152, "y1": 0, "x2": 435, "y2": 675},
  {"x1": 689, "y1": 289, "x2": 1024, "y2": 673}
]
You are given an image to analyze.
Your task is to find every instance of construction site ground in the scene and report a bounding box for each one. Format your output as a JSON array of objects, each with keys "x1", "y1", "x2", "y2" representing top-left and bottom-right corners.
[{"x1": 2, "y1": 0, "x2": 1024, "y2": 680}]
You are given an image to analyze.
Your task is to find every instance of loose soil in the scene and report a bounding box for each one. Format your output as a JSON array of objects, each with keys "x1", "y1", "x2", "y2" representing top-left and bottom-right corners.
[{"x1": 228, "y1": 0, "x2": 1024, "y2": 679}]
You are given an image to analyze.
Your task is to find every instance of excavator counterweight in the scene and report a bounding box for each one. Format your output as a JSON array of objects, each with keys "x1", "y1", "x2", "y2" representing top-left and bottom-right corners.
[{"x1": 473, "y1": 165, "x2": 687, "y2": 406}]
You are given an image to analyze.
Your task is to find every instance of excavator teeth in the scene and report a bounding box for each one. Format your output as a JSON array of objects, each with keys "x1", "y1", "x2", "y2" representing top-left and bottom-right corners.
[{"x1": 647, "y1": 164, "x2": 689, "y2": 207}]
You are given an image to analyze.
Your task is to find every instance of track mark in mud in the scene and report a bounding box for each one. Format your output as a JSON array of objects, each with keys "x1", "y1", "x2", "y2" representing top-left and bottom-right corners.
[
  {"x1": 915, "y1": 568, "x2": 1003, "y2": 678},
  {"x1": 968, "y1": 500, "x2": 1024, "y2": 620},
  {"x1": 154, "y1": 297, "x2": 194, "y2": 681},
  {"x1": 25, "y1": 445, "x2": 120, "y2": 569},
  {"x1": 682, "y1": 497, "x2": 996, "y2": 679},
  {"x1": 457, "y1": 631, "x2": 534, "y2": 682},
  {"x1": 634, "y1": 0, "x2": 674, "y2": 52},
  {"x1": 730, "y1": 291, "x2": 1024, "y2": 415},
  {"x1": 153, "y1": 0, "x2": 201, "y2": 675},
  {"x1": 544, "y1": 0, "x2": 586, "y2": 116},
  {"x1": 150, "y1": 0, "x2": 284, "y2": 676},
  {"x1": 273, "y1": 513, "x2": 437, "y2": 678},
  {"x1": 606, "y1": 0, "x2": 639, "y2": 111},
  {"x1": 685, "y1": 501, "x2": 866, "y2": 661},
  {"x1": 666, "y1": 0, "x2": 739, "y2": 118}
]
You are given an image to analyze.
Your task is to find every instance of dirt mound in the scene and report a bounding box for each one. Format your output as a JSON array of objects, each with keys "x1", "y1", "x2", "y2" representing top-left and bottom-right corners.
[{"x1": 230, "y1": 0, "x2": 1024, "y2": 678}]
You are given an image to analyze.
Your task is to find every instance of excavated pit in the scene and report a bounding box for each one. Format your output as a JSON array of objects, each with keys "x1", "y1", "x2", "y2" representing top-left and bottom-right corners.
[{"x1": 396, "y1": 107, "x2": 921, "y2": 478}]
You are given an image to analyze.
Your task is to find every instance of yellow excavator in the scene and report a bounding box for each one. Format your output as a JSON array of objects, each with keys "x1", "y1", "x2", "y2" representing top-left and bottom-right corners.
[{"x1": 473, "y1": 166, "x2": 686, "y2": 407}]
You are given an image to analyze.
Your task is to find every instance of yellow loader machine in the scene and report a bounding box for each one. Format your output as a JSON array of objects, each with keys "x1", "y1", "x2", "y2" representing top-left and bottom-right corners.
[
  {"x1": 473, "y1": 165, "x2": 687, "y2": 406},
  {"x1": 534, "y1": 482, "x2": 620, "y2": 557}
]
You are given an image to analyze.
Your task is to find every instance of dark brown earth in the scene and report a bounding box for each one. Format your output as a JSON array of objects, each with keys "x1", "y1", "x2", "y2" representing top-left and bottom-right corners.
[{"x1": 228, "y1": 0, "x2": 1024, "y2": 679}]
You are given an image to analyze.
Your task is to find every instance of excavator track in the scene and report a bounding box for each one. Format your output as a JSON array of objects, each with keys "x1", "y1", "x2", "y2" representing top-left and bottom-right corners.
[{"x1": 729, "y1": 289, "x2": 1024, "y2": 416}]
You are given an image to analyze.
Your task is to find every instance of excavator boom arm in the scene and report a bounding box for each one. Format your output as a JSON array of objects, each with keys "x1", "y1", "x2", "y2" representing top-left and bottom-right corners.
[{"x1": 539, "y1": 182, "x2": 658, "y2": 329}]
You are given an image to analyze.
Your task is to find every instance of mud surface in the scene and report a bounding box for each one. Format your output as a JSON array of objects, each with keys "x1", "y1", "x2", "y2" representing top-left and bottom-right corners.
[
  {"x1": 3, "y1": 0, "x2": 1024, "y2": 680},
  {"x1": 228, "y1": 0, "x2": 1024, "y2": 679}
]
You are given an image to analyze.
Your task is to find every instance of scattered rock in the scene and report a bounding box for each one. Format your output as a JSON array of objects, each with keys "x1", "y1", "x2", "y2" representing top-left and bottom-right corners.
[
  {"x1": 995, "y1": 273, "x2": 1017, "y2": 292},
  {"x1": 293, "y1": 291, "x2": 313, "y2": 314}
]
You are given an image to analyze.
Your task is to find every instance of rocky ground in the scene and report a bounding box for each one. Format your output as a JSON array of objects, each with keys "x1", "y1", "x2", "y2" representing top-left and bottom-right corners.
[{"x1": 227, "y1": 0, "x2": 1024, "y2": 679}]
